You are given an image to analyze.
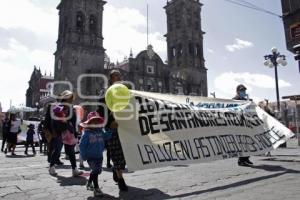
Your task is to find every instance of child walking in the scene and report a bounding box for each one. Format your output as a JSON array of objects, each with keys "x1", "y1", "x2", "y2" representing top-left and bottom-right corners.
[
  {"x1": 25, "y1": 124, "x2": 36, "y2": 155},
  {"x1": 79, "y1": 112, "x2": 112, "y2": 197}
]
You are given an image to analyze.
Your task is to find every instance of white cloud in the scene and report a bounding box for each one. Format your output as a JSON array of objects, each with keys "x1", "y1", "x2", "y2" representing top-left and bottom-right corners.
[
  {"x1": 103, "y1": 5, "x2": 166, "y2": 62},
  {"x1": 0, "y1": 0, "x2": 57, "y2": 36},
  {"x1": 214, "y1": 72, "x2": 292, "y2": 98},
  {"x1": 225, "y1": 38, "x2": 254, "y2": 52},
  {"x1": 0, "y1": 37, "x2": 54, "y2": 111},
  {"x1": 208, "y1": 49, "x2": 214, "y2": 53},
  {"x1": 0, "y1": 1, "x2": 167, "y2": 111}
]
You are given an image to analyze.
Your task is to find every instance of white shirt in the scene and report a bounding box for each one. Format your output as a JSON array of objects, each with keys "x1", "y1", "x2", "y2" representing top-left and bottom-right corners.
[{"x1": 10, "y1": 119, "x2": 21, "y2": 133}]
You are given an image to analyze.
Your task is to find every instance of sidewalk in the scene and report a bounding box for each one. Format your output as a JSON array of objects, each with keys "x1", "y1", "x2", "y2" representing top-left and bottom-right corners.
[{"x1": 0, "y1": 139, "x2": 299, "y2": 200}]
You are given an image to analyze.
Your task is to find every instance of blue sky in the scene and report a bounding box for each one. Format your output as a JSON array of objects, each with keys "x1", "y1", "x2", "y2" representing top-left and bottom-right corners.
[{"x1": 0, "y1": 0, "x2": 299, "y2": 111}]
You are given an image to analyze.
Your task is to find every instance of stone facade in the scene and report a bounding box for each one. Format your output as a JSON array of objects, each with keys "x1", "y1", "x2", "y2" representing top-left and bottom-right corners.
[
  {"x1": 113, "y1": 45, "x2": 169, "y2": 93},
  {"x1": 54, "y1": 0, "x2": 106, "y2": 101},
  {"x1": 164, "y1": 0, "x2": 207, "y2": 96},
  {"x1": 53, "y1": 0, "x2": 207, "y2": 98},
  {"x1": 26, "y1": 67, "x2": 54, "y2": 108},
  {"x1": 281, "y1": 0, "x2": 300, "y2": 52}
]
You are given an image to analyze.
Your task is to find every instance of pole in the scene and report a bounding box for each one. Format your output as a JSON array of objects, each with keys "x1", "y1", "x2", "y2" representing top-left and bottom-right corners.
[
  {"x1": 274, "y1": 63, "x2": 280, "y2": 111},
  {"x1": 295, "y1": 99, "x2": 300, "y2": 146},
  {"x1": 147, "y1": 4, "x2": 149, "y2": 47}
]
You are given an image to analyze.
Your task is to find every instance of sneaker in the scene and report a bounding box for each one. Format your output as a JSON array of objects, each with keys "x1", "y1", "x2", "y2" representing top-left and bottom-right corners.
[
  {"x1": 118, "y1": 178, "x2": 128, "y2": 192},
  {"x1": 72, "y1": 168, "x2": 83, "y2": 177},
  {"x1": 112, "y1": 168, "x2": 118, "y2": 183},
  {"x1": 4, "y1": 149, "x2": 7, "y2": 154},
  {"x1": 11, "y1": 152, "x2": 16, "y2": 156},
  {"x1": 238, "y1": 161, "x2": 250, "y2": 167},
  {"x1": 24, "y1": 151, "x2": 28, "y2": 155},
  {"x1": 49, "y1": 166, "x2": 57, "y2": 175},
  {"x1": 94, "y1": 188, "x2": 103, "y2": 197},
  {"x1": 86, "y1": 181, "x2": 94, "y2": 191},
  {"x1": 245, "y1": 159, "x2": 253, "y2": 165}
]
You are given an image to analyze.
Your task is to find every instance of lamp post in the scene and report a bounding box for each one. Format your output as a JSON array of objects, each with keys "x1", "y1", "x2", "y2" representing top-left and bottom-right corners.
[{"x1": 263, "y1": 47, "x2": 287, "y2": 112}]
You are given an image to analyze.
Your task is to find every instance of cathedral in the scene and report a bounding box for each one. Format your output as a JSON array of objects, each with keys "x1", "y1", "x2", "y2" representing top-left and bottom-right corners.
[
  {"x1": 26, "y1": 66, "x2": 54, "y2": 108},
  {"x1": 52, "y1": 0, "x2": 208, "y2": 100}
]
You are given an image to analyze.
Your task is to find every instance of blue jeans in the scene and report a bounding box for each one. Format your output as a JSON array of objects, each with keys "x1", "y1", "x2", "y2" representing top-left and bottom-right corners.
[{"x1": 50, "y1": 138, "x2": 63, "y2": 167}]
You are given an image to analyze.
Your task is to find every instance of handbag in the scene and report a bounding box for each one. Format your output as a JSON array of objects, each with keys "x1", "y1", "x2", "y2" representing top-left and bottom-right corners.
[{"x1": 61, "y1": 129, "x2": 78, "y2": 145}]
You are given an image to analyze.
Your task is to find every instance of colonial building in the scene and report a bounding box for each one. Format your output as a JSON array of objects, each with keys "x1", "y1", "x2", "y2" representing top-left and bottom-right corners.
[
  {"x1": 52, "y1": 0, "x2": 208, "y2": 98},
  {"x1": 54, "y1": 0, "x2": 106, "y2": 100},
  {"x1": 111, "y1": 0, "x2": 208, "y2": 96},
  {"x1": 113, "y1": 45, "x2": 169, "y2": 92},
  {"x1": 164, "y1": 0, "x2": 207, "y2": 96},
  {"x1": 281, "y1": 0, "x2": 300, "y2": 52},
  {"x1": 26, "y1": 66, "x2": 54, "y2": 108}
]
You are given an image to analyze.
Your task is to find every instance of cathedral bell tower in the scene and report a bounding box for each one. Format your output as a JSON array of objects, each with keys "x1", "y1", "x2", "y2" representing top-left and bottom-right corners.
[
  {"x1": 165, "y1": 0, "x2": 207, "y2": 96},
  {"x1": 54, "y1": 0, "x2": 106, "y2": 101}
]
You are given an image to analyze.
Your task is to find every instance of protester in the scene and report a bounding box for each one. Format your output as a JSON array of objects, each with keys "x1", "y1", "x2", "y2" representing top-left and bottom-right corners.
[
  {"x1": 79, "y1": 111, "x2": 112, "y2": 197},
  {"x1": 74, "y1": 105, "x2": 86, "y2": 169},
  {"x1": 24, "y1": 124, "x2": 36, "y2": 155},
  {"x1": 97, "y1": 69, "x2": 128, "y2": 191},
  {"x1": 6, "y1": 114, "x2": 21, "y2": 156},
  {"x1": 258, "y1": 99, "x2": 275, "y2": 156},
  {"x1": 258, "y1": 99, "x2": 275, "y2": 117},
  {"x1": 38, "y1": 121, "x2": 47, "y2": 154},
  {"x1": 44, "y1": 103, "x2": 63, "y2": 165},
  {"x1": 233, "y1": 84, "x2": 254, "y2": 166},
  {"x1": 48, "y1": 90, "x2": 83, "y2": 177},
  {"x1": 1, "y1": 114, "x2": 10, "y2": 153}
]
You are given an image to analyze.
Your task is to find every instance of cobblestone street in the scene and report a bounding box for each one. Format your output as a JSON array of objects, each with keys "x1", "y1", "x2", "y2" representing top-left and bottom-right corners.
[{"x1": 0, "y1": 139, "x2": 299, "y2": 200}]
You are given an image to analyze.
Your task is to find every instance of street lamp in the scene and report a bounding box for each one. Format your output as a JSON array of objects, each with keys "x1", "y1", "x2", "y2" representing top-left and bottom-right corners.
[{"x1": 263, "y1": 47, "x2": 287, "y2": 112}]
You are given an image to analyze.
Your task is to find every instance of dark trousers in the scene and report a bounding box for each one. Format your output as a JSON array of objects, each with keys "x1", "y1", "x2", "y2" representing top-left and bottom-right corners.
[
  {"x1": 64, "y1": 144, "x2": 77, "y2": 169},
  {"x1": 87, "y1": 159, "x2": 103, "y2": 189},
  {"x1": 40, "y1": 140, "x2": 47, "y2": 153},
  {"x1": 25, "y1": 141, "x2": 36, "y2": 153},
  {"x1": 1, "y1": 134, "x2": 7, "y2": 151},
  {"x1": 50, "y1": 138, "x2": 63, "y2": 167}
]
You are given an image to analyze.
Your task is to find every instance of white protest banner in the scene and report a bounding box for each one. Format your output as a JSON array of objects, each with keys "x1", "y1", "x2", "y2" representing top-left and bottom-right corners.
[
  {"x1": 18, "y1": 120, "x2": 40, "y2": 143},
  {"x1": 115, "y1": 91, "x2": 294, "y2": 171}
]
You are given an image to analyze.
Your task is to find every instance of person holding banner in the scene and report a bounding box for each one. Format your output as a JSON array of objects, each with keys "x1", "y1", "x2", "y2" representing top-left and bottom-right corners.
[
  {"x1": 97, "y1": 69, "x2": 128, "y2": 192},
  {"x1": 233, "y1": 84, "x2": 254, "y2": 166}
]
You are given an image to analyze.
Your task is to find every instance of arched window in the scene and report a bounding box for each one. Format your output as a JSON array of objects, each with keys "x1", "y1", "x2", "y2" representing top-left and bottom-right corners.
[
  {"x1": 89, "y1": 15, "x2": 97, "y2": 32},
  {"x1": 76, "y1": 11, "x2": 84, "y2": 29}
]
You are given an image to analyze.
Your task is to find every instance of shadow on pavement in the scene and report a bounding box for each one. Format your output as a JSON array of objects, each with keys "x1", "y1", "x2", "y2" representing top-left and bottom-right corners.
[
  {"x1": 168, "y1": 166, "x2": 300, "y2": 199},
  {"x1": 55, "y1": 165, "x2": 73, "y2": 169},
  {"x1": 274, "y1": 154, "x2": 300, "y2": 157},
  {"x1": 56, "y1": 175, "x2": 87, "y2": 186},
  {"x1": 86, "y1": 186, "x2": 171, "y2": 200},
  {"x1": 5, "y1": 154, "x2": 35, "y2": 158},
  {"x1": 261, "y1": 158, "x2": 300, "y2": 163},
  {"x1": 119, "y1": 186, "x2": 171, "y2": 200},
  {"x1": 250, "y1": 164, "x2": 300, "y2": 172},
  {"x1": 87, "y1": 193, "x2": 119, "y2": 200}
]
